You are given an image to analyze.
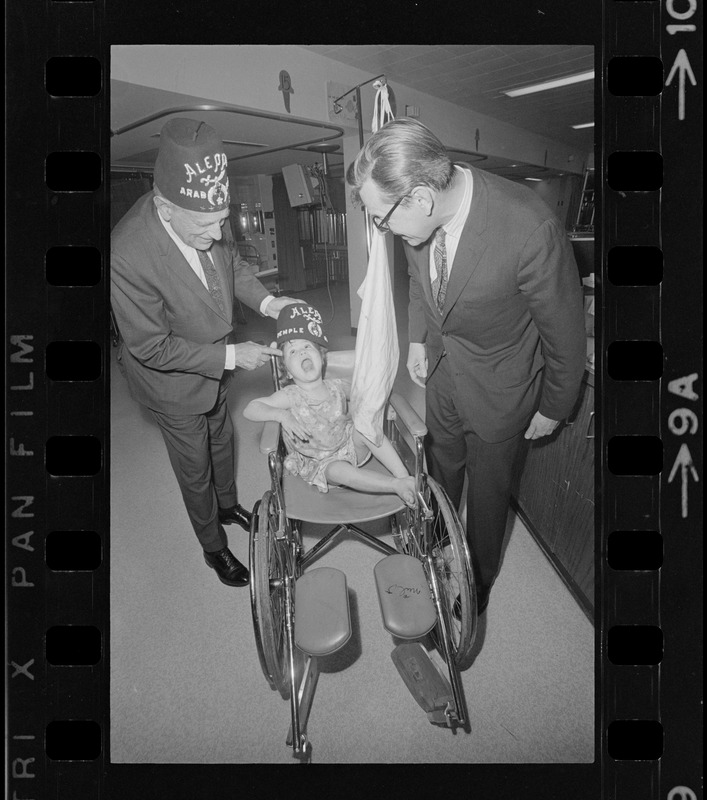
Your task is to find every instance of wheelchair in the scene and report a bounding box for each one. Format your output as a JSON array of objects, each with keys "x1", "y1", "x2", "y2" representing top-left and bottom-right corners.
[{"x1": 249, "y1": 351, "x2": 478, "y2": 761}]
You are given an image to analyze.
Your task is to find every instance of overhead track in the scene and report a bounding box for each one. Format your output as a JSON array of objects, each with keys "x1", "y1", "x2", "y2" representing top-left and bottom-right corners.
[{"x1": 111, "y1": 103, "x2": 345, "y2": 165}]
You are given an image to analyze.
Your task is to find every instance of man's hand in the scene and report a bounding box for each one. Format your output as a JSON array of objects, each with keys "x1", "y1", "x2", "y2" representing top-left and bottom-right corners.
[
  {"x1": 264, "y1": 296, "x2": 304, "y2": 319},
  {"x1": 524, "y1": 411, "x2": 560, "y2": 440},
  {"x1": 233, "y1": 341, "x2": 282, "y2": 370},
  {"x1": 407, "y1": 343, "x2": 428, "y2": 388}
]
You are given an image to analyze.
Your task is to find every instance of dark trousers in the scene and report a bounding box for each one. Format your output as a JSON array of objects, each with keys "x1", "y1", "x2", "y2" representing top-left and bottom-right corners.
[
  {"x1": 150, "y1": 376, "x2": 238, "y2": 552},
  {"x1": 425, "y1": 360, "x2": 524, "y2": 599}
]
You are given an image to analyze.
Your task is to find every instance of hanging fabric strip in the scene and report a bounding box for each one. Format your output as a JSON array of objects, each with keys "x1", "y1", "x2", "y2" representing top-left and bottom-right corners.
[
  {"x1": 371, "y1": 79, "x2": 394, "y2": 132},
  {"x1": 350, "y1": 226, "x2": 399, "y2": 446},
  {"x1": 350, "y1": 79, "x2": 398, "y2": 447}
]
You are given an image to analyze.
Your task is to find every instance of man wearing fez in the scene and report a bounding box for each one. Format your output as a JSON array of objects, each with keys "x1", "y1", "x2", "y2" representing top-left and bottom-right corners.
[
  {"x1": 111, "y1": 117, "x2": 299, "y2": 587},
  {"x1": 347, "y1": 118, "x2": 586, "y2": 616}
]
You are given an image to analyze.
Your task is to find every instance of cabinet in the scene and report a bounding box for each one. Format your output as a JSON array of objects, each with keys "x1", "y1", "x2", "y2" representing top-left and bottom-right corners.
[{"x1": 513, "y1": 372, "x2": 595, "y2": 619}]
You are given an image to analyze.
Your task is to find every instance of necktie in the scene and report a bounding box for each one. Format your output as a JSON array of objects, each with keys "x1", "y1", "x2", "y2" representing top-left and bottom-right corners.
[
  {"x1": 431, "y1": 228, "x2": 448, "y2": 313},
  {"x1": 197, "y1": 248, "x2": 226, "y2": 314}
]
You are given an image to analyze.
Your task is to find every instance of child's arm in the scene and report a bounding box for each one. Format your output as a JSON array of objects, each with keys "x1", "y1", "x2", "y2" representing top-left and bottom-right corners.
[
  {"x1": 243, "y1": 390, "x2": 311, "y2": 441},
  {"x1": 242, "y1": 389, "x2": 289, "y2": 421}
]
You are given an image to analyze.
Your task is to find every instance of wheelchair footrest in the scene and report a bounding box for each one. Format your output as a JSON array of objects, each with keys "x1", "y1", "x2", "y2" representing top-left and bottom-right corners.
[
  {"x1": 294, "y1": 568, "x2": 351, "y2": 656},
  {"x1": 391, "y1": 642, "x2": 454, "y2": 725},
  {"x1": 374, "y1": 554, "x2": 437, "y2": 639}
]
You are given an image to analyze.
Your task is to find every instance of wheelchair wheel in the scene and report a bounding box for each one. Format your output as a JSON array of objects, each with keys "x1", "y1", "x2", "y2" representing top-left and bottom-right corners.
[
  {"x1": 250, "y1": 491, "x2": 290, "y2": 699},
  {"x1": 394, "y1": 477, "x2": 476, "y2": 669}
]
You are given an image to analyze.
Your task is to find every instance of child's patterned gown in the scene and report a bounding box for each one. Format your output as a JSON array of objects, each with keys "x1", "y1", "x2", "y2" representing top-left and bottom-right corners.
[{"x1": 280, "y1": 378, "x2": 365, "y2": 492}]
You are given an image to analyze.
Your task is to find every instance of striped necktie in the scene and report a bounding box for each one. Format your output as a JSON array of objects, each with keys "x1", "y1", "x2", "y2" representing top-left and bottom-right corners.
[
  {"x1": 431, "y1": 227, "x2": 448, "y2": 313},
  {"x1": 197, "y1": 248, "x2": 226, "y2": 314}
]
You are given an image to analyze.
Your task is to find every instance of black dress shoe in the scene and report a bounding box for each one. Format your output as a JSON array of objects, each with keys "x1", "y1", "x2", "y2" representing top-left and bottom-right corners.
[
  {"x1": 204, "y1": 547, "x2": 249, "y2": 587},
  {"x1": 218, "y1": 504, "x2": 252, "y2": 531}
]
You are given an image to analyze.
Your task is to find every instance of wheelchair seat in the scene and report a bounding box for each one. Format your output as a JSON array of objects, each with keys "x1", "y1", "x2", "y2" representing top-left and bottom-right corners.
[{"x1": 282, "y1": 457, "x2": 406, "y2": 524}]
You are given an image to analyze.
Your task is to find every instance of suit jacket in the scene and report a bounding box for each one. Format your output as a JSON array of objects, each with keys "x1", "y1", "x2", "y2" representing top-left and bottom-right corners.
[
  {"x1": 405, "y1": 165, "x2": 586, "y2": 443},
  {"x1": 111, "y1": 191, "x2": 270, "y2": 415}
]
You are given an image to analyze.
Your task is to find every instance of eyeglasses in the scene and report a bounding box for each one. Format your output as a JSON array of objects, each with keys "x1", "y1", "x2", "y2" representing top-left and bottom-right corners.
[{"x1": 371, "y1": 194, "x2": 408, "y2": 233}]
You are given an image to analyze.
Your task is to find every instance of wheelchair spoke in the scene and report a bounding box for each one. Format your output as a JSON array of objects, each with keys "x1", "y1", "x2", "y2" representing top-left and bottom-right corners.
[
  {"x1": 392, "y1": 507, "x2": 424, "y2": 560},
  {"x1": 250, "y1": 491, "x2": 290, "y2": 698},
  {"x1": 393, "y1": 478, "x2": 475, "y2": 668},
  {"x1": 426, "y1": 478, "x2": 477, "y2": 670}
]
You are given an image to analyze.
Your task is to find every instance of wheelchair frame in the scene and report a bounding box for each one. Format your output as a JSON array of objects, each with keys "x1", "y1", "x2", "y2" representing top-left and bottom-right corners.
[{"x1": 249, "y1": 354, "x2": 477, "y2": 761}]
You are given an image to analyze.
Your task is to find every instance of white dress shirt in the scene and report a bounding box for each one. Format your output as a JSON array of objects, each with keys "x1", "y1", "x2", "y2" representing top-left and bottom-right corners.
[
  {"x1": 429, "y1": 165, "x2": 474, "y2": 283},
  {"x1": 158, "y1": 213, "x2": 273, "y2": 370}
]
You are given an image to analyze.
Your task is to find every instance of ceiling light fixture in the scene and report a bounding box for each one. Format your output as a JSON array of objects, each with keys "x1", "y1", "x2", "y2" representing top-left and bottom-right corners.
[
  {"x1": 524, "y1": 177, "x2": 543, "y2": 182},
  {"x1": 571, "y1": 122, "x2": 595, "y2": 129},
  {"x1": 504, "y1": 70, "x2": 594, "y2": 97}
]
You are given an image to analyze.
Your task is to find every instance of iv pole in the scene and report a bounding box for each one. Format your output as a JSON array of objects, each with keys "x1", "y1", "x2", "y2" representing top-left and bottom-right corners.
[{"x1": 332, "y1": 74, "x2": 386, "y2": 257}]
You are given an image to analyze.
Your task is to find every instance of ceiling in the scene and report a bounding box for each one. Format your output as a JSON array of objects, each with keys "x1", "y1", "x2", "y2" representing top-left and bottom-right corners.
[
  {"x1": 111, "y1": 44, "x2": 595, "y2": 183},
  {"x1": 111, "y1": 80, "x2": 350, "y2": 178},
  {"x1": 304, "y1": 45, "x2": 595, "y2": 150}
]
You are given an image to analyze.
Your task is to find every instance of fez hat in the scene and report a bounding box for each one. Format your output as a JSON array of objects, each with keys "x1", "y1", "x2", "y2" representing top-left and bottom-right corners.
[
  {"x1": 154, "y1": 118, "x2": 230, "y2": 213},
  {"x1": 276, "y1": 303, "x2": 329, "y2": 348}
]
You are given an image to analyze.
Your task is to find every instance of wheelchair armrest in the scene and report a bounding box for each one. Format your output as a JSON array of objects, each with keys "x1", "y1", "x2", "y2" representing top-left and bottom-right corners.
[
  {"x1": 389, "y1": 393, "x2": 427, "y2": 438},
  {"x1": 325, "y1": 350, "x2": 356, "y2": 381},
  {"x1": 259, "y1": 420, "x2": 281, "y2": 455}
]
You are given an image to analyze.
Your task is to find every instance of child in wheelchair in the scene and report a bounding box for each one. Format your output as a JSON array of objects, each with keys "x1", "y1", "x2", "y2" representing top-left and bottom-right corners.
[{"x1": 243, "y1": 302, "x2": 416, "y2": 508}]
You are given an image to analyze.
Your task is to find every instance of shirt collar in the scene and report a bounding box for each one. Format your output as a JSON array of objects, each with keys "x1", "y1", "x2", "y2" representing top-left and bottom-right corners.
[
  {"x1": 157, "y1": 209, "x2": 206, "y2": 262},
  {"x1": 440, "y1": 165, "x2": 473, "y2": 242}
]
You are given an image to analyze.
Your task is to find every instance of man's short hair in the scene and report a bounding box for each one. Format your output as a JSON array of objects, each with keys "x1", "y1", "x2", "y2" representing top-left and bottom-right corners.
[{"x1": 346, "y1": 118, "x2": 454, "y2": 205}]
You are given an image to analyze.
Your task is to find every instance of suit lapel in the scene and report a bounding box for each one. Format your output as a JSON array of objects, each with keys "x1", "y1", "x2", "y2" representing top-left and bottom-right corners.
[
  {"x1": 415, "y1": 242, "x2": 436, "y2": 308},
  {"x1": 440, "y1": 167, "x2": 489, "y2": 322},
  {"x1": 147, "y1": 202, "x2": 232, "y2": 323},
  {"x1": 211, "y1": 242, "x2": 234, "y2": 324}
]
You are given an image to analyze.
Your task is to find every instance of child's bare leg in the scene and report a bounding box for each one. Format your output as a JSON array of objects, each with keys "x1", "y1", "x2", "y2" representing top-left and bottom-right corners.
[
  {"x1": 352, "y1": 430, "x2": 408, "y2": 478},
  {"x1": 325, "y1": 460, "x2": 416, "y2": 507},
  {"x1": 352, "y1": 431, "x2": 416, "y2": 504}
]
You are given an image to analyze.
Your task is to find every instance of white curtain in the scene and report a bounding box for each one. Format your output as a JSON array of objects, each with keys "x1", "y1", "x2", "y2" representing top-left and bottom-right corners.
[
  {"x1": 350, "y1": 227, "x2": 399, "y2": 446},
  {"x1": 350, "y1": 80, "x2": 398, "y2": 447}
]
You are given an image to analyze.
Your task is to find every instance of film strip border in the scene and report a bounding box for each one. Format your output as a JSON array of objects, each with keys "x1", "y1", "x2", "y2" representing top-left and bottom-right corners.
[
  {"x1": 7, "y1": 1, "x2": 107, "y2": 795},
  {"x1": 604, "y1": 1, "x2": 701, "y2": 798},
  {"x1": 5, "y1": 5, "x2": 702, "y2": 800}
]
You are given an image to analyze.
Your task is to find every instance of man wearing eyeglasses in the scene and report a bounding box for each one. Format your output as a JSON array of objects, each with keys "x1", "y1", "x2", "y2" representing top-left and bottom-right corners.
[{"x1": 347, "y1": 118, "x2": 586, "y2": 616}]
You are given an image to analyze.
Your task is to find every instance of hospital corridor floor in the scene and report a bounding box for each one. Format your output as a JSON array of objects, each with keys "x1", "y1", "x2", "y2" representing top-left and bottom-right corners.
[{"x1": 109, "y1": 284, "x2": 595, "y2": 765}]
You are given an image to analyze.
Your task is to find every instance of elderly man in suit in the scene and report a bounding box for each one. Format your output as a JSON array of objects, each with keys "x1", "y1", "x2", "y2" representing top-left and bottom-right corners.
[
  {"x1": 347, "y1": 118, "x2": 586, "y2": 615},
  {"x1": 111, "y1": 117, "x2": 300, "y2": 588}
]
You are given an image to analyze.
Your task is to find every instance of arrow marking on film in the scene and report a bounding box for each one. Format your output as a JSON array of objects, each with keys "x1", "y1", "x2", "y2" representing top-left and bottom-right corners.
[
  {"x1": 668, "y1": 442, "x2": 699, "y2": 518},
  {"x1": 665, "y1": 49, "x2": 697, "y2": 121}
]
